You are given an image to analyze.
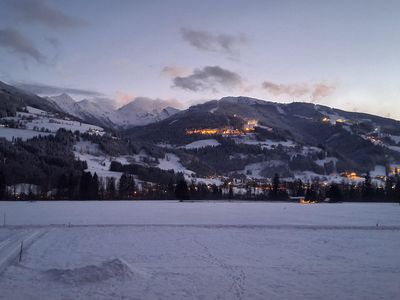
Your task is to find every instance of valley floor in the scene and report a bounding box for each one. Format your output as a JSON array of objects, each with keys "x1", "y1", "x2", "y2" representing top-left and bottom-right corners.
[{"x1": 0, "y1": 202, "x2": 399, "y2": 300}]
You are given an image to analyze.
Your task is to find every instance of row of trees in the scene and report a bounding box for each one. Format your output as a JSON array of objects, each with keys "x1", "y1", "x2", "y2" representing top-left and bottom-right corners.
[{"x1": 2, "y1": 171, "x2": 400, "y2": 202}]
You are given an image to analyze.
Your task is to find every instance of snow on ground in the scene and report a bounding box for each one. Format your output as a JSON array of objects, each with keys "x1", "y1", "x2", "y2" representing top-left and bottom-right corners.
[
  {"x1": 315, "y1": 156, "x2": 338, "y2": 167},
  {"x1": 240, "y1": 161, "x2": 283, "y2": 179},
  {"x1": 0, "y1": 202, "x2": 399, "y2": 300},
  {"x1": 183, "y1": 139, "x2": 220, "y2": 149},
  {"x1": 156, "y1": 153, "x2": 223, "y2": 184},
  {"x1": 234, "y1": 135, "x2": 296, "y2": 150},
  {"x1": 370, "y1": 165, "x2": 386, "y2": 177},
  {"x1": 157, "y1": 153, "x2": 195, "y2": 177},
  {"x1": 0, "y1": 128, "x2": 52, "y2": 141},
  {"x1": 388, "y1": 135, "x2": 400, "y2": 144},
  {"x1": 73, "y1": 140, "x2": 101, "y2": 155},
  {"x1": 276, "y1": 105, "x2": 286, "y2": 115},
  {"x1": 156, "y1": 142, "x2": 176, "y2": 149},
  {"x1": 301, "y1": 145, "x2": 322, "y2": 155},
  {"x1": 0, "y1": 201, "x2": 398, "y2": 228},
  {"x1": 74, "y1": 141, "x2": 123, "y2": 180},
  {"x1": 26, "y1": 106, "x2": 47, "y2": 115},
  {"x1": 387, "y1": 145, "x2": 400, "y2": 153},
  {"x1": 0, "y1": 106, "x2": 105, "y2": 142},
  {"x1": 25, "y1": 116, "x2": 104, "y2": 135}
]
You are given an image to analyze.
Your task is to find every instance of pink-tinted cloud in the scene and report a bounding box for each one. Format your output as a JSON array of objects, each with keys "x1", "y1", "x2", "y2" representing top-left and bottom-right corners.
[
  {"x1": 115, "y1": 91, "x2": 134, "y2": 106},
  {"x1": 161, "y1": 65, "x2": 189, "y2": 78}
]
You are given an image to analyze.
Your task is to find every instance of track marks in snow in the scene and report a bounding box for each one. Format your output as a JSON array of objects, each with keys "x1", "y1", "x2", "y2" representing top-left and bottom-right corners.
[
  {"x1": 194, "y1": 236, "x2": 246, "y2": 300},
  {"x1": 0, "y1": 229, "x2": 48, "y2": 273}
]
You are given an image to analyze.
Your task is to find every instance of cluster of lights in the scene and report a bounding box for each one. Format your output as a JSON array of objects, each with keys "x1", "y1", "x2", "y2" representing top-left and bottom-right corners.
[
  {"x1": 186, "y1": 120, "x2": 258, "y2": 136},
  {"x1": 300, "y1": 199, "x2": 317, "y2": 204},
  {"x1": 322, "y1": 117, "x2": 331, "y2": 123},
  {"x1": 342, "y1": 172, "x2": 361, "y2": 180}
]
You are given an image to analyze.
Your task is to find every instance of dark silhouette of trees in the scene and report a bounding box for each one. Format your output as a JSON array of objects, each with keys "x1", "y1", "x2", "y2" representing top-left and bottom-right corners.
[
  {"x1": 0, "y1": 170, "x2": 6, "y2": 200},
  {"x1": 362, "y1": 172, "x2": 374, "y2": 201},
  {"x1": 106, "y1": 177, "x2": 117, "y2": 200},
  {"x1": 118, "y1": 173, "x2": 135, "y2": 199},
  {"x1": 175, "y1": 179, "x2": 189, "y2": 201},
  {"x1": 79, "y1": 172, "x2": 99, "y2": 200},
  {"x1": 326, "y1": 183, "x2": 342, "y2": 202}
]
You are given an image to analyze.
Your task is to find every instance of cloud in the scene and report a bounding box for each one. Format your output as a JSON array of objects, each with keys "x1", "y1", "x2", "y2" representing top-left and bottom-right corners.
[
  {"x1": 115, "y1": 91, "x2": 134, "y2": 107},
  {"x1": 132, "y1": 97, "x2": 184, "y2": 109},
  {"x1": 311, "y1": 82, "x2": 336, "y2": 100},
  {"x1": 161, "y1": 65, "x2": 189, "y2": 78},
  {"x1": 181, "y1": 28, "x2": 248, "y2": 55},
  {"x1": 45, "y1": 37, "x2": 60, "y2": 48},
  {"x1": 117, "y1": 96, "x2": 184, "y2": 110},
  {"x1": 262, "y1": 81, "x2": 336, "y2": 100},
  {"x1": 173, "y1": 66, "x2": 242, "y2": 93},
  {"x1": 15, "y1": 82, "x2": 102, "y2": 96},
  {"x1": 0, "y1": 28, "x2": 45, "y2": 63},
  {"x1": 9, "y1": 0, "x2": 87, "y2": 29}
]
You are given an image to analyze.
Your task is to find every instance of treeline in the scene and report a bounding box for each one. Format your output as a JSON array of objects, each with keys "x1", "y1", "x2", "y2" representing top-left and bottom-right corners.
[
  {"x1": 0, "y1": 129, "x2": 86, "y2": 194},
  {"x1": 2, "y1": 169, "x2": 400, "y2": 202},
  {"x1": 281, "y1": 172, "x2": 400, "y2": 202}
]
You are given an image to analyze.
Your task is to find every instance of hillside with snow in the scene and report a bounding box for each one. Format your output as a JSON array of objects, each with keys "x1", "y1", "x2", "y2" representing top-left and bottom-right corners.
[{"x1": 48, "y1": 94, "x2": 180, "y2": 128}]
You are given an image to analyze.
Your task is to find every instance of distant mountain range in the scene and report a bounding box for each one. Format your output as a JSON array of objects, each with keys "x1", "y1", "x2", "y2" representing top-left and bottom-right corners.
[
  {"x1": 1, "y1": 80, "x2": 400, "y2": 182},
  {"x1": 0, "y1": 81, "x2": 179, "y2": 128},
  {"x1": 47, "y1": 93, "x2": 179, "y2": 128}
]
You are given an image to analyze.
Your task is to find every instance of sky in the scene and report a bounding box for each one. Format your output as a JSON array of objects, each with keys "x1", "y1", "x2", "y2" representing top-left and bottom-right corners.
[{"x1": 0, "y1": 0, "x2": 399, "y2": 119}]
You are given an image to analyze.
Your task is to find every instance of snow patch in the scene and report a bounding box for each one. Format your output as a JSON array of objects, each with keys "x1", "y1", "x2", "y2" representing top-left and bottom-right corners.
[
  {"x1": 315, "y1": 157, "x2": 338, "y2": 167},
  {"x1": 0, "y1": 128, "x2": 52, "y2": 141},
  {"x1": 388, "y1": 135, "x2": 400, "y2": 144},
  {"x1": 370, "y1": 165, "x2": 386, "y2": 178},
  {"x1": 184, "y1": 139, "x2": 220, "y2": 149},
  {"x1": 157, "y1": 153, "x2": 194, "y2": 177},
  {"x1": 44, "y1": 259, "x2": 135, "y2": 284}
]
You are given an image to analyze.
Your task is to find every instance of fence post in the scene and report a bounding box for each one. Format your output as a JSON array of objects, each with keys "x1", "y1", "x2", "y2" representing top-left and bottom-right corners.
[{"x1": 19, "y1": 241, "x2": 24, "y2": 262}]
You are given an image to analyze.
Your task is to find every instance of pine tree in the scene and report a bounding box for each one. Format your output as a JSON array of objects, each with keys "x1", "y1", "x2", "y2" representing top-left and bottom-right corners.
[
  {"x1": 269, "y1": 173, "x2": 280, "y2": 200},
  {"x1": 0, "y1": 170, "x2": 6, "y2": 200},
  {"x1": 327, "y1": 183, "x2": 342, "y2": 202},
  {"x1": 106, "y1": 177, "x2": 116, "y2": 200},
  {"x1": 175, "y1": 179, "x2": 189, "y2": 201},
  {"x1": 92, "y1": 173, "x2": 99, "y2": 200},
  {"x1": 362, "y1": 172, "x2": 374, "y2": 201},
  {"x1": 228, "y1": 185, "x2": 234, "y2": 199}
]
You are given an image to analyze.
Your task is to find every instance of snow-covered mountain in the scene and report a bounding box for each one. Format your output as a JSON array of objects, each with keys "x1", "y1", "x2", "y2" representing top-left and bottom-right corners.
[
  {"x1": 0, "y1": 81, "x2": 63, "y2": 116},
  {"x1": 48, "y1": 94, "x2": 180, "y2": 128},
  {"x1": 127, "y1": 96, "x2": 400, "y2": 180},
  {"x1": 113, "y1": 97, "x2": 180, "y2": 127}
]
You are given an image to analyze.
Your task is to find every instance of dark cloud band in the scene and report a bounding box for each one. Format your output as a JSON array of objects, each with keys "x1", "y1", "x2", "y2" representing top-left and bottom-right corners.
[
  {"x1": 181, "y1": 28, "x2": 248, "y2": 55},
  {"x1": 15, "y1": 82, "x2": 102, "y2": 97},
  {"x1": 10, "y1": 0, "x2": 88, "y2": 29},
  {"x1": 0, "y1": 28, "x2": 45, "y2": 63},
  {"x1": 173, "y1": 66, "x2": 242, "y2": 92}
]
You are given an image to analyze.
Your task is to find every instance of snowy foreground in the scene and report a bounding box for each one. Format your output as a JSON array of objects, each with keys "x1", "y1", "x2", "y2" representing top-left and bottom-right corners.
[{"x1": 0, "y1": 202, "x2": 399, "y2": 300}]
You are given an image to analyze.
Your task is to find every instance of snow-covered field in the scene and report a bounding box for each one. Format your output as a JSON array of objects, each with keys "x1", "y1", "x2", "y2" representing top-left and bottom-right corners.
[
  {"x1": 0, "y1": 128, "x2": 52, "y2": 141},
  {"x1": 0, "y1": 202, "x2": 399, "y2": 300}
]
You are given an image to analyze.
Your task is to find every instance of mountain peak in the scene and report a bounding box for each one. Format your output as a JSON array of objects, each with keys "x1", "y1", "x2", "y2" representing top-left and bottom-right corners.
[{"x1": 219, "y1": 96, "x2": 271, "y2": 106}]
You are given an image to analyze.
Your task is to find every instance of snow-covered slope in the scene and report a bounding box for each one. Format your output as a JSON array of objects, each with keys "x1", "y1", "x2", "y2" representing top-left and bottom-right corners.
[
  {"x1": 112, "y1": 97, "x2": 180, "y2": 127},
  {"x1": 49, "y1": 94, "x2": 180, "y2": 128},
  {"x1": 0, "y1": 106, "x2": 105, "y2": 141}
]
